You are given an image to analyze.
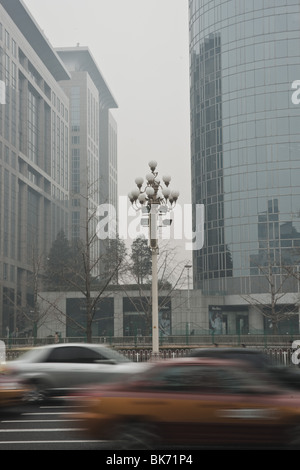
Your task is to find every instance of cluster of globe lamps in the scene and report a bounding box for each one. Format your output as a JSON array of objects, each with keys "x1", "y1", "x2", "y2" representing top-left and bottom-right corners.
[
  {"x1": 128, "y1": 160, "x2": 179, "y2": 212},
  {"x1": 128, "y1": 160, "x2": 179, "y2": 356}
]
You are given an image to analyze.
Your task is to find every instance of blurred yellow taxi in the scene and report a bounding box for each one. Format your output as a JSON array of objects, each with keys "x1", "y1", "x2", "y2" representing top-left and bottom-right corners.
[
  {"x1": 0, "y1": 367, "x2": 27, "y2": 408},
  {"x1": 73, "y1": 357, "x2": 300, "y2": 449}
]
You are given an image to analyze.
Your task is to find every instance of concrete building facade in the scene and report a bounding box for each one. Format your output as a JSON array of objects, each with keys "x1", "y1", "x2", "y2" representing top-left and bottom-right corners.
[
  {"x1": 0, "y1": 0, "x2": 71, "y2": 335},
  {"x1": 0, "y1": 1, "x2": 118, "y2": 337},
  {"x1": 56, "y1": 47, "x2": 118, "y2": 248}
]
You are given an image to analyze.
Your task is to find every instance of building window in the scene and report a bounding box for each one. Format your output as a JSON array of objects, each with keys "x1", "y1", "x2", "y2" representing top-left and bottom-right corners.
[
  {"x1": 5, "y1": 30, "x2": 9, "y2": 49},
  {"x1": 28, "y1": 88, "x2": 39, "y2": 163},
  {"x1": 71, "y1": 87, "x2": 80, "y2": 132},
  {"x1": 11, "y1": 39, "x2": 16, "y2": 58}
]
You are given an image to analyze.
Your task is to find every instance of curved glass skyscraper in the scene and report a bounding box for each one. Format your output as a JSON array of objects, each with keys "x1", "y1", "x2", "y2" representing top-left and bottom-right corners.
[{"x1": 190, "y1": 0, "x2": 300, "y2": 296}]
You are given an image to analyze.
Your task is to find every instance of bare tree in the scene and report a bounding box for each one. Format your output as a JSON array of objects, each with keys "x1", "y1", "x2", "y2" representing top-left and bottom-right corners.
[
  {"x1": 120, "y1": 241, "x2": 190, "y2": 336},
  {"x1": 4, "y1": 250, "x2": 58, "y2": 342},
  {"x1": 242, "y1": 252, "x2": 298, "y2": 334},
  {"x1": 43, "y1": 174, "x2": 126, "y2": 342}
]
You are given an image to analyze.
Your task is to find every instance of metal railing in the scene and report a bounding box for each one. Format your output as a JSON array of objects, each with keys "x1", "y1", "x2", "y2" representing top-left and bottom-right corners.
[
  {"x1": 1, "y1": 333, "x2": 298, "y2": 348},
  {"x1": 2, "y1": 335, "x2": 299, "y2": 366},
  {"x1": 3, "y1": 345, "x2": 297, "y2": 366}
]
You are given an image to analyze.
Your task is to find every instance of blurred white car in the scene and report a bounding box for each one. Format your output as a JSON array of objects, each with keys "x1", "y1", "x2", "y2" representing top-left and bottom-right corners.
[{"x1": 4, "y1": 343, "x2": 148, "y2": 402}]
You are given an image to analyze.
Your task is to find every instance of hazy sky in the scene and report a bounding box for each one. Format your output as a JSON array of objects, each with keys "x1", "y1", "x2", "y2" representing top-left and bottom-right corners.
[{"x1": 23, "y1": 0, "x2": 191, "y2": 207}]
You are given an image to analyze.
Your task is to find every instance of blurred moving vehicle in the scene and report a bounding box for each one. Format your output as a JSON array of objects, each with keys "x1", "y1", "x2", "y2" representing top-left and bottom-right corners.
[
  {"x1": 189, "y1": 347, "x2": 270, "y2": 366},
  {"x1": 0, "y1": 368, "x2": 27, "y2": 408},
  {"x1": 74, "y1": 357, "x2": 300, "y2": 449},
  {"x1": 3, "y1": 343, "x2": 148, "y2": 402},
  {"x1": 189, "y1": 347, "x2": 300, "y2": 390}
]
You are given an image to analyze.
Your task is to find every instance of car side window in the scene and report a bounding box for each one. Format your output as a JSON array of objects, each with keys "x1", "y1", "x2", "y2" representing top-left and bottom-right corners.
[
  {"x1": 67, "y1": 347, "x2": 106, "y2": 363},
  {"x1": 146, "y1": 365, "x2": 250, "y2": 394},
  {"x1": 46, "y1": 347, "x2": 73, "y2": 363},
  {"x1": 148, "y1": 366, "x2": 218, "y2": 393},
  {"x1": 46, "y1": 347, "x2": 104, "y2": 363}
]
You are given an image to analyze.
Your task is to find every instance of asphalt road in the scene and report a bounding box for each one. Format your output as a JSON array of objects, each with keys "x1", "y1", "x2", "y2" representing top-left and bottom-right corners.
[
  {"x1": 0, "y1": 401, "x2": 203, "y2": 464},
  {"x1": 0, "y1": 400, "x2": 292, "y2": 453},
  {"x1": 0, "y1": 399, "x2": 105, "y2": 450}
]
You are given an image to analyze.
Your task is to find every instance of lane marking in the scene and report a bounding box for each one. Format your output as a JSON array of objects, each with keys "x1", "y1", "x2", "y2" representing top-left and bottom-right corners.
[
  {"x1": 0, "y1": 428, "x2": 86, "y2": 432},
  {"x1": 1, "y1": 419, "x2": 83, "y2": 423},
  {"x1": 0, "y1": 440, "x2": 106, "y2": 444},
  {"x1": 21, "y1": 412, "x2": 81, "y2": 416}
]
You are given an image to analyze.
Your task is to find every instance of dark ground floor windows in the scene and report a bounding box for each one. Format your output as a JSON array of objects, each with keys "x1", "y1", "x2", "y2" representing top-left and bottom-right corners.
[{"x1": 66, "y1": 297, "x2": 114, "y2": 338}]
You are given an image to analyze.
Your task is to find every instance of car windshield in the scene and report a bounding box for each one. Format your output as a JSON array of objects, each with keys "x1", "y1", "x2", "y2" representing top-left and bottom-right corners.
[{"x1": 15, "y1": 347, "x2": 49, "y2": 362}]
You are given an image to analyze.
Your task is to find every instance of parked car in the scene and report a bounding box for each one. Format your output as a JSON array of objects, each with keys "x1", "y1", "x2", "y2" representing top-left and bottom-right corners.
[
  {"x1": 3, "y1": 343, "x2": 148, "y2": 402},
  {"x1": 73, "y1": 357, "x2": 300, "y2": 449},
  {"x1": 188, "y1": 347, "x2": 300, "y2": 390}
]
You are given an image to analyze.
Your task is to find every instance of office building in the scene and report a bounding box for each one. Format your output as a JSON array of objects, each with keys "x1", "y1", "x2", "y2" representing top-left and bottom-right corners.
[
  {"x1": 0, "y1": 0, "x2": 71, "y2": 335},
  {"x1": 189, "y1": 0, "x2": 300, "y2": 333},
  {"x1": 56, "y1": 47, "x2": 118, "y2": 267}
]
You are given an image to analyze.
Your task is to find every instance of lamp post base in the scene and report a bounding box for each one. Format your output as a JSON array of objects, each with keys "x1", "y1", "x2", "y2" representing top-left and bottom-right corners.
[{"x1": 150, "y1": 351, "x2": 160, "y2": 361}]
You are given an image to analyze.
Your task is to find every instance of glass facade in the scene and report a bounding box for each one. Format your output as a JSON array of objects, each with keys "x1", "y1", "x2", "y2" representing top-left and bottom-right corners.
[{"x1": 189, "y1": 0, "x2": 300, "y2": 295}]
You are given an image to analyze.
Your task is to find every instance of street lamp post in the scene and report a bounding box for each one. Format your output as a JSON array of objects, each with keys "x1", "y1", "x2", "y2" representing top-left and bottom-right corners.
[
  {"x1": 128, "y1": 160, "x2": 179, "y2": 357},
  {"x1": 185, "y1": 263, "x2": 192, "y2": 336}
]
